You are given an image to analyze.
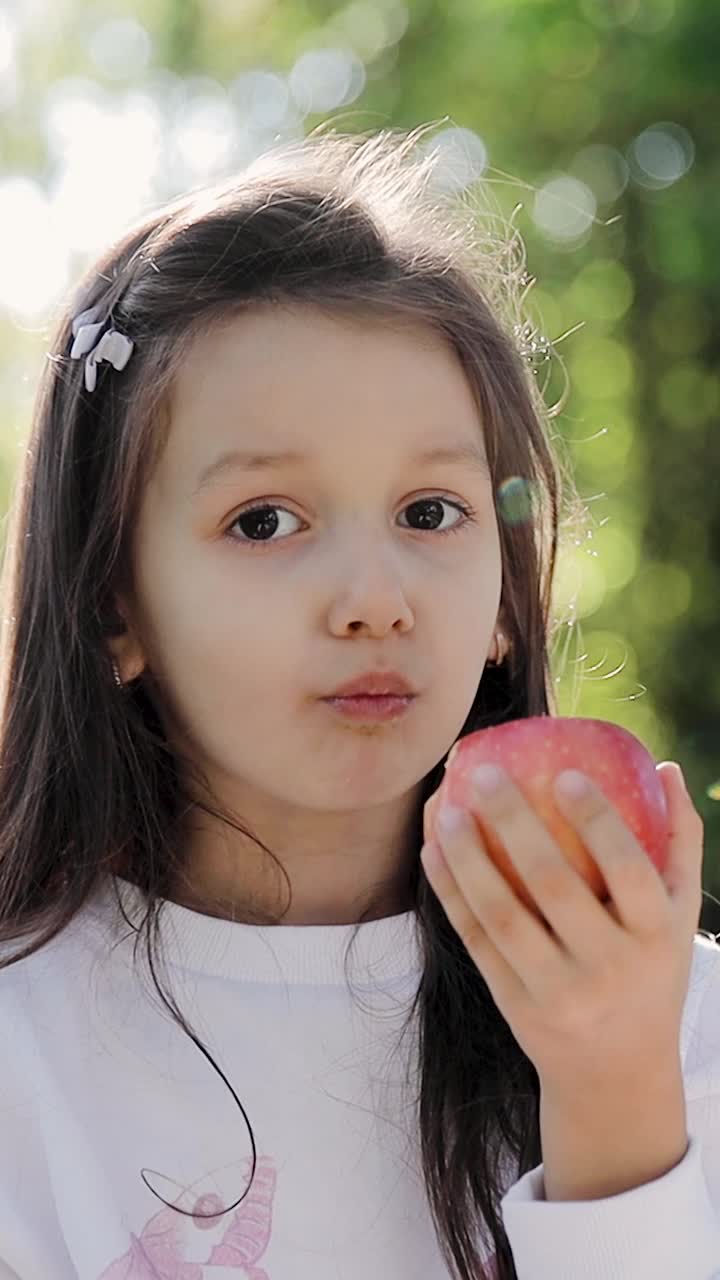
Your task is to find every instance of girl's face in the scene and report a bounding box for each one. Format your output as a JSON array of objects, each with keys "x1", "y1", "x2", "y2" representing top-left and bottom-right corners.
[{"x1": 112, "y1": 303, "x2": 503, "y2": 919}]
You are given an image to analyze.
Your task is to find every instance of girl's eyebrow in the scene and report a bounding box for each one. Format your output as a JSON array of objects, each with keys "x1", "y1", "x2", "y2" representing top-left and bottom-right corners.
[{"x1": 193, "y1": 440, "x2": 491, "y2": 495}]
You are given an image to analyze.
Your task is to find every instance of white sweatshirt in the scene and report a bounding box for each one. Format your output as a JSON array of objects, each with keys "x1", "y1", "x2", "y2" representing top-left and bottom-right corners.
[{"x1": 0, "y1": 873, "x2": 719, "y2": 1280}]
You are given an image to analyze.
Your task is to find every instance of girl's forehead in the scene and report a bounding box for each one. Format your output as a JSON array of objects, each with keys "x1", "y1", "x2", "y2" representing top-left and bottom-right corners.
[
  {"x1": 160, "y1": 308, "x2": 485, "y2": 483},
  {"x1": 173, "y1": 304, "x2": 453, "y2": 396}
]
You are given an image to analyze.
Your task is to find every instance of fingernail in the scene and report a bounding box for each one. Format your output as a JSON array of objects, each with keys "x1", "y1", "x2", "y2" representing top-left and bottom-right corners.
[
  {"x1": 471, "y1": 764, "x2": 505, "y2": 793},
  {"x1": 674, "y1": 762, "x2": 688, "y2": 793},
  {"x1": 437, "y1": 806, "x2": 465, "y2": 835},
  {"x1": 555, "y1": 769, "x2": 590, "y2": 799}
]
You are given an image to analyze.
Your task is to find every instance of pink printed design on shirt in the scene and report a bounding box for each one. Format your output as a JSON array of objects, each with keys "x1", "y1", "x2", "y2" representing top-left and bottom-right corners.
[{"x1": 98, "y1": 1155, "x2": 276, "y2": 1278}]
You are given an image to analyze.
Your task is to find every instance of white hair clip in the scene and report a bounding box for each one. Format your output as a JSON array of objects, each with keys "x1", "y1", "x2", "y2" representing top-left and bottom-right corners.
[{"x1": 69, "y1": 304, "x2": 135, "y2": 392}]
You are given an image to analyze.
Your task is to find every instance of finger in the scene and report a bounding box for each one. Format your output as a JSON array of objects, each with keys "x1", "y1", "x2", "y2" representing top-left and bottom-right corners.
[
  {"x1": 427, "y1": 805, "x2": 568, "y2": 1005},
  {"x1": 552, "y1": 769, "x2": 674, "y2": 940},
  {"x1": 466, "y1": 766, "x2": 620, "y2": 962},
  {"x1": 421, "y1": 829, "x2": 530, "y2": 1013},
  {"x1": 656, "y1": 762, "x2": 704, "y2": 924}
]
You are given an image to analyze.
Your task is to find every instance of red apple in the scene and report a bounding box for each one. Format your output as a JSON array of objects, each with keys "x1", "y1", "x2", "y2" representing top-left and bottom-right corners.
[{"x1": 424, "y1": 717, "x2": 669, "y2": 920}]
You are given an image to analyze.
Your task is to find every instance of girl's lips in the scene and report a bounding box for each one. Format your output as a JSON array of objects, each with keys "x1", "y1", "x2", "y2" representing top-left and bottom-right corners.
[
  {"x1": 323, "y1": 671, "x2": 416, "y2": 698},
  {"x1": 321, "y1": 694, "x2": 416, "y2": 721}
]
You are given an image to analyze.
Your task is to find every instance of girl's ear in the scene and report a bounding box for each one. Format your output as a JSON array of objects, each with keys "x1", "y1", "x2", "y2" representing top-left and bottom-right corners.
[
  {"x1": 106, "y1": 637, "x2": 146, "y2": 686},
  {"x1": 106, "y1": 595, "x2": 147, "y2": 684}
]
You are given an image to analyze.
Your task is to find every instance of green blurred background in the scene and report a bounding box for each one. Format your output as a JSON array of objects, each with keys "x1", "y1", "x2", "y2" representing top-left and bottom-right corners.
[{"x1": 1, "y1": 0, "x2": 718, "y2": 930}]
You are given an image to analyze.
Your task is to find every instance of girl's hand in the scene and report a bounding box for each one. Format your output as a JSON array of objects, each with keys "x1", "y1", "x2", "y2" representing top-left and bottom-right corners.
[{"x1": 421, "y1": 762, "x2": 704, "y2": 1097}]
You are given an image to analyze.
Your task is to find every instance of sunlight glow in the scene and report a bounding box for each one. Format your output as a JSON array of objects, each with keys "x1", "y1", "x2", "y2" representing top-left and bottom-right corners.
[{"x1": 0, "y1": 179, "x2": 69, "y2": 318}]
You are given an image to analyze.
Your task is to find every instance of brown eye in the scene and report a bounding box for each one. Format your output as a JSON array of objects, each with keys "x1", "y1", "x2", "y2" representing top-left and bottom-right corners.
[
  {"x1": 227, "y1": 504, "x2": 303, "y2": 544},
  {"x1": 399, "y1": 497, "x2": 475, "y2": 535}
]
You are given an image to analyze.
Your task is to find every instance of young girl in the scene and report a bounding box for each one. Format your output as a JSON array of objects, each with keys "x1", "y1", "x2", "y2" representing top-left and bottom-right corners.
[{"x1": 0, "y1": 124, "x2": 718, "y2": 1280}]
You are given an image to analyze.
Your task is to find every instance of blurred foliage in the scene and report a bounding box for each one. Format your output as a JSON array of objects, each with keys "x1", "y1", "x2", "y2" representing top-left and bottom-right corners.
[{"x1": 1, "y1": 0, "x2": 718, "y2": 928}]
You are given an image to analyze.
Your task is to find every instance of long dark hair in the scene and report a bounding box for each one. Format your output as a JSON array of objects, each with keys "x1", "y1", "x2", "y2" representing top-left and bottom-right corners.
[{"x1": 0, "y1": 123, "x2": 583, "y2": 1278}]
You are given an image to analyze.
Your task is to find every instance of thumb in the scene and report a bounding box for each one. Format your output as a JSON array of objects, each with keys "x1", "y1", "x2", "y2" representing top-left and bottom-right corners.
[{"x1": 656, "y1": 761, "x2": 704, "y2": 906}]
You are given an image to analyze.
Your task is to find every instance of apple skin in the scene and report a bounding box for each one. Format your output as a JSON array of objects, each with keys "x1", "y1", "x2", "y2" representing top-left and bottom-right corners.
[{"x1": 423, "y1": 717, "x2": 670, "y2": 920}]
